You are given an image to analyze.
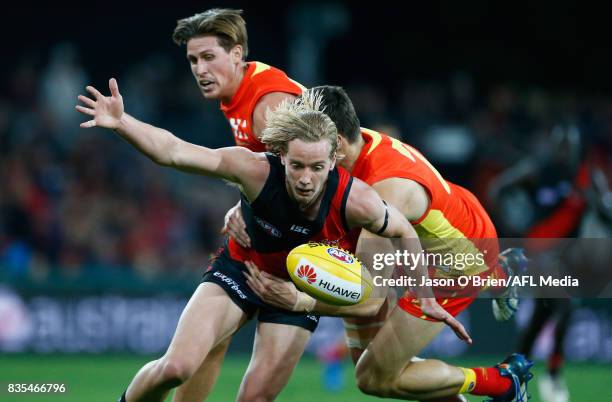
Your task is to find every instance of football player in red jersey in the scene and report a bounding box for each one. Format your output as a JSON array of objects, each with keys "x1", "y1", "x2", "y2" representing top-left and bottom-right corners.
[
  {"x1": 245, "y1": 87, "x2": 533, "y2": 402},
  {"x1": 76, "y1": 83, "x2": 467, "y2": 402},
  {"x1": 173, "y1": 8, "x2": 304, "y2": 152}
]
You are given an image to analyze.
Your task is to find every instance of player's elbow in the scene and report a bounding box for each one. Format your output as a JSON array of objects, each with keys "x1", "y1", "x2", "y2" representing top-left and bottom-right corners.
[{"x1": 158, "y1": 135, "x2": 181, "y2": 167}]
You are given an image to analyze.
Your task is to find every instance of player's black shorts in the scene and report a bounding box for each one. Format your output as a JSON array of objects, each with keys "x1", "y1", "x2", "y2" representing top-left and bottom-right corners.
[{"x1": 202, "y1": 247, "x2": 319, "y2": 332}]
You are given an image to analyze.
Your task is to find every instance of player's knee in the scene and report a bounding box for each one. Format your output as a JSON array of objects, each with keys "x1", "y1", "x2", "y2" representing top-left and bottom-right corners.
[
  {"x1": 237, "y1": 373, "x2": 281, "y2": 402},
  {"x1": 237, "y1": 391, "x2": 276, "y2": 402},
  {"x1": 356, "y1": 372, "x2": 392, "y2": 397},
  {"x1": 355, "y1": 362, "x2": 392, "y2": 397},
  {"x1": 157, "y1": 358, "x2": 195, "y2": 387},
  {"x1": 237, "y1": 383, "x2": 277, "y2": 402}
]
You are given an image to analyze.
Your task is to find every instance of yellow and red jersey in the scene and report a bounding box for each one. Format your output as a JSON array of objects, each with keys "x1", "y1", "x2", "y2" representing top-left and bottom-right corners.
[
  {"x1": 220, "y1": 61, "x2": 304, "y2": 152},
  {"x1": 351, "y1": 128, "x2": 499, "y2": 277},
  {"x1": 349, "y1": 128, "x2": 501, "y2": 320}
]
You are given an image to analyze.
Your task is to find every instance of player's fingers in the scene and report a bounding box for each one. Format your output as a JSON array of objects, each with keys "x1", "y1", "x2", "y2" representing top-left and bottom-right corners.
[
  {"x1": 246, "y1": 273, "x2": 267, "y2": 297},
  {"x1": 230, "y1": 217, "x2": 247, "y2": 234},
  {"x1": 447, "y1": 316, "x2": 472, "y2": 344},
  {"x1": 244, "y1": 261, "x2": 256, "y2": 276},
  {"x1": 235, "y1": 231, "x2": 250, "y2": 248},
  {"x1": 75, "y1": 105, "x2": 95, "y2": 116},
  {"x1": 245, "y1": 261, "x2": 261, "y2": 278},
  {"x1": 260, "y1": 272, "x2": 282, "y2": 283},
  {"x1": 239, "y1": 227, "x2": 250, "y2": 243},
  {"x1": 80, "y1": 120, "x2": 97, "y2": 128},
  {"x1": 109, "y1": 78, "x2": 120, "y2": 97},
  {"x1": 78, "y1": 95, "x2": 96, "y2": 108},
  {"x1": 86, "y1": 85, "x2": 103, "y2": 100},
  {"x1": 235, "y1": 236, "x2": 249, "y2": 248},
  {"x1": 244, "y1": 269, "x2": 260, "y2": 287},
  {"x1": 245, "y1": 276, "x2": 262, "y2": 295}
]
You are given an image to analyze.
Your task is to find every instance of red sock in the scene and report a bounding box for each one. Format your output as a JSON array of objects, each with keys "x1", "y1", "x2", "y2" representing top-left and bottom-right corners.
[
  {"x1": 548, "y1": 352, "x2": 563, "y2": 376},
  {"x1": 470, "y1": 367, "x2": 512, "y2": 396}
]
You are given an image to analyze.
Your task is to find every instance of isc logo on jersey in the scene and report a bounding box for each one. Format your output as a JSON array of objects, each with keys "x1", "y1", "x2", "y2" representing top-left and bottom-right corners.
[{"x1": 286, "y1": 243, "x2": 373, "y2": 306}]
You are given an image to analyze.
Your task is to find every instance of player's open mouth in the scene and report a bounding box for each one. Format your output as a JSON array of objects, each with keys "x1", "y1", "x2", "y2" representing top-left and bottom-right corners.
[
  {"x1": 296, "y1": 188, "x2": 312, "y2": 196},
  {"x1": 199, "y1": 80, "x2": 214, "y2": 89}
]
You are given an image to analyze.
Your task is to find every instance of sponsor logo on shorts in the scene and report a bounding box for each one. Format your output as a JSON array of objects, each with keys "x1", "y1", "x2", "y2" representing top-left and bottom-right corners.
[
  {"x1": 297, "y1": 264, "x2": 317, "y2": 284},
  {"x1": 306, "y1": 315, "x2": 318, "y2": 322},
  {"x1": 327, "y1": 247, "x2": 354, "y2": 264},
  {"x1": 254, "y1": 216, "x2": 282, "y2": 238},
  {"x1": 212, "y1": 271, "x2": 248, "y2": 299}
]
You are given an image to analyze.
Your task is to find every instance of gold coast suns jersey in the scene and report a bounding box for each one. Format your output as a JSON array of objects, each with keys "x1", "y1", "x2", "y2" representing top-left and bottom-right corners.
[
  {"x1": 220, "y1": 61, "x2": 304, "y2": 152},
  {"x1": 351, "y1": 128, "x2": 499, "y2": 277}
]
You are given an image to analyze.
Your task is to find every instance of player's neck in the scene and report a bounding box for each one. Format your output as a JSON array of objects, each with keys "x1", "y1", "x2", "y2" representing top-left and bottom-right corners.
[{"x1": 341, "y1": 136, "x2": 365, "y2": 172}]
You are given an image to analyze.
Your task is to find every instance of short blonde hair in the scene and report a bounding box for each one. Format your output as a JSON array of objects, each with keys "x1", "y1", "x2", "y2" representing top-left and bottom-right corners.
[
  {"x1": 261, "y1": 90, "x2": 338, "y2": 157},
  {"x1": 172, "y1": 8, "x2": 248, "y2": 59}
]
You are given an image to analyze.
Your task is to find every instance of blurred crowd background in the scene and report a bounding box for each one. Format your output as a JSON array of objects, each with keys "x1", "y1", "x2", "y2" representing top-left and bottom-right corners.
[{"x1": 2, "y1": 2, "x2": 611, "y2": 283}]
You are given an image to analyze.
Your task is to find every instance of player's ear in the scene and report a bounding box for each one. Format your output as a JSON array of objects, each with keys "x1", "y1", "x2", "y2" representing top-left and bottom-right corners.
[
  {"x1": 280, "y1": 153, "x2": 286, "y2": 165},
  {"x1": 336, "y1": 135, "x2": 347, "y2": 160},
  {"x1": 329, "y1": 152, "x2": 336, "y2": 171},
  {"x1": 231, "y1": 45, "x2": 243, "y2": 62}
]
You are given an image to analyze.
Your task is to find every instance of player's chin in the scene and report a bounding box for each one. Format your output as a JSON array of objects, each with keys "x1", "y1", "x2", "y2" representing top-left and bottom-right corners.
[
  {"x1": 200, "y1": 88, "x2": 220, "y2": 99},
  {"x1": 295, "y1": 190, "x2": 314, "y2": 201}
]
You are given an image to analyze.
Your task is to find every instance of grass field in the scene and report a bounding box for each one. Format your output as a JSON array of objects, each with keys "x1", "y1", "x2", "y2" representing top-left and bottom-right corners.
[{"x1": 0, "y1": 354, "x2": 610, "y2": 401}]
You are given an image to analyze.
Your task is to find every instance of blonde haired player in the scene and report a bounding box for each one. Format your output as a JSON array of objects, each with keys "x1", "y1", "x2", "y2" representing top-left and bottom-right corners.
[
  {"x1": 244, "y1": 87, "x2": 533, "y2": 402},
  {"x1": 76, "y1": 83, "x2": 467, "y2": 402}
]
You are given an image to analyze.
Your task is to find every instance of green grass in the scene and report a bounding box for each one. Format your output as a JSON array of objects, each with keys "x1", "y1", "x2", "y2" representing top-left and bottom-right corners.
[{"x1": 0, "y1": 354, "x2": 610, "y2": 401}]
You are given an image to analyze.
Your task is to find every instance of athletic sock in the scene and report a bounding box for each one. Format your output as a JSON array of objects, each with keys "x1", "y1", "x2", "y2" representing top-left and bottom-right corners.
[
  {"x1": 548, "y1": 352, "x2": 563, "y2": 377},
  {"x1": 459, "y1": 367, "x2": 512, "y2": 397}
]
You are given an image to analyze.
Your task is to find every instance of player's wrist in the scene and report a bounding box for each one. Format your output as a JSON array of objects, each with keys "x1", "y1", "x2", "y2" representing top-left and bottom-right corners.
[
  {"x1": 113, "y1": 113, "x2": 130, "y2": 133},
  {"x1": 292, "y1": 291, "x2": 316, "y2": 313}
]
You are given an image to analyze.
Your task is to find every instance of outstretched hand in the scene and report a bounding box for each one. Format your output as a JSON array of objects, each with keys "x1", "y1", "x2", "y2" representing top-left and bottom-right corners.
[
  {"x1": 76, "y1": 78, "x2": 124, "y2": 129},
  {"x1": 419, "y1": 297, "x2": 472, "y2": 344}
]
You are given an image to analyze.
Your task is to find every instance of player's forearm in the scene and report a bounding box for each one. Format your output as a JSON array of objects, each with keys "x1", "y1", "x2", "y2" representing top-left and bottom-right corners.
[
  {"x1": 114, "y1": 113, "x2": 182, "y2": 166},
  {"x1": 311, "y1": 297, "x2": 384, "y2": 317},
  {"x1": 399, "y1": 235, "x2": 434, "y2": 298}
]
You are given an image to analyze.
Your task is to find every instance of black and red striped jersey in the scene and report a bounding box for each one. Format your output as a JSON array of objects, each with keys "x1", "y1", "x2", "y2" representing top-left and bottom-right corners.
[{"x1": 228, "y1": 154, "x2": 358, "y2": 278}]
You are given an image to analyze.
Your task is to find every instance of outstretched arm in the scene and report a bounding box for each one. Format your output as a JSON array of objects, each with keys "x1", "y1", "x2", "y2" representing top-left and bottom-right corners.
[
  {"x1": 346, "y1": 178, "x2": 472, "y2": 344},
  {"x1": 76, "y1": 78, "x2": 268, "y2": 193}
]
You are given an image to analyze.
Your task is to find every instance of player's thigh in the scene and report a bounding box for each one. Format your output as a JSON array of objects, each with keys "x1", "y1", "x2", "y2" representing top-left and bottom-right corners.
[
  {"x1": 356, "y1": 306, "x2": 445, "y2": 379},
  {"x1": 172, "y1": 336, "x2": 232, "y2": 402},
  {"x1": 165, "y1": 282, "x2": 246, "y2": 365},
  {"x1": 238, "y1": 322, "x2": 312, "y2": 400}
]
